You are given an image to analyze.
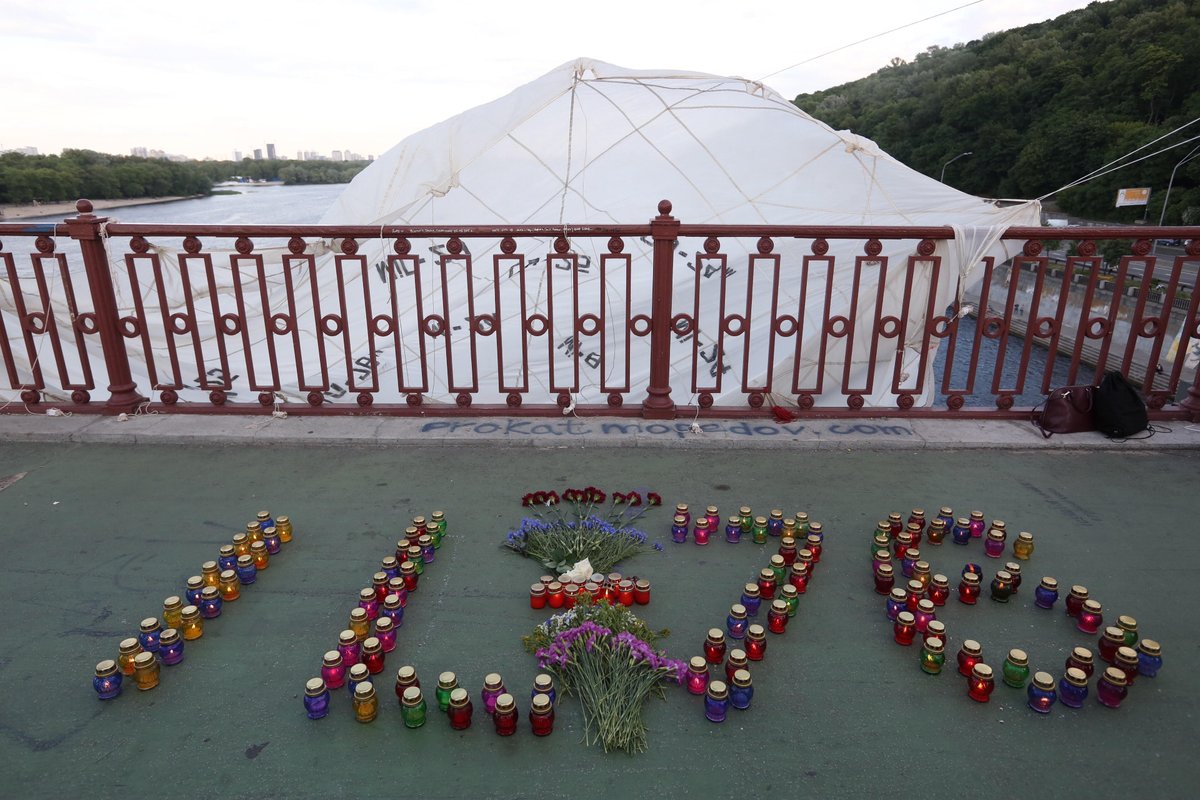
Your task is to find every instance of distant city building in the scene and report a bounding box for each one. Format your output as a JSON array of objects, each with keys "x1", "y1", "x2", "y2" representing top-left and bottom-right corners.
[
  {"x1": 253, "y1": 148, "x2": 263, "y2": 160},
  {"x1": 266, "y1": 143, "x2": 277, "y2": 160},
  {"x1": 296, "y1": 150, "x2": 303, "y2": 160},
  {"x1": 130, "y1": 146, "x2": 148, "y2": 157},
  {"x1": 1, "y1": 145, "x2": 39, "y2": 155},
  {"x1": 233, "y1": 150, "x2": 242, "y2": 161},
  {"x1": 332, "y1": 150, "x2": 344, "y2": 162}
]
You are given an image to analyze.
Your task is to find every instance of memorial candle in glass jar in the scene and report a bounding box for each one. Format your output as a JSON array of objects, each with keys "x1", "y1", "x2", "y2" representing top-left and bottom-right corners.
[
  {"x1": 686, "y1": 656, "x2": 710, "y2": 695},
  {"x1": 928, "y1": 574, "x2": 951, "y2": 606},
  {"x1": 968, "y1": 510, "x2": 986, "y2": 538},
  {"x1": 1013, "y1": 531, "x2": 1034, "y2": 560},
  {"x1": 789, "y1": 562, "x2": 809, "y2": 594},
  {"x1": 671, "y1": 515, "x2": 689, "y2": 544},
  {"x1": 250, "y1": 540, "x2": 270, "y2": 570},
  {"x1": 447, "y1": 687, "x2": 473, "y2": 730},
  {"x1": 768, "y1": 509, "x2": 784, "y2": 538},
  {"x1": 180, "y1": 605, "x2": 203, "y2": 640},
  {"x1": 337, "y1": 630, "x2": 361, "y2": 667},
  {"x1": 1002, "y1": 649, "x2": 1030, "y2": 688},
  {"x1": 1004, "y1": 562, "x2": 1022, "y2": 592},
  {"x1": 888, "y1": 512, "x2": 903, "y2": 536},
  {"x1": 951, "y1": 517, "x2": 972, "y2": 545},
  {"x1": 729, "y1": 669, "x2": 753, "y2": 710},
  {"x1": 779, "y1": 537, "x2": 798, "y2": 567},
  {"x1": 529, "y1": 692, "x2": 554, "y2": 735},
  {"x1": 1098, "y1": 627, "x2": 1125, "y2": 663},
  {"x1": 1035, "y1": 577, "x2": 1059, "y2": 609},
  {"x1": 926, "y1": 518, "x2": 947, "y2": 545},
  {"x1": 919, "y1": 636, "x2": 945, "y2": 675},
  {"x1": 235, "y1": 554, "x2": 257, "y2": 585},
  {"x1": 705, "y1": 680, "x2": 729, "y2": 723},
  {"x1": 725, "y1": 649, "x2": 748, "y2": 682},
  {"x1": 752, "y1": 516, "x2": 769, "y2": 545},
  {"x1": 984, "y1": 528, "x2": 1006, "y2": 559},
  {"x1": 346, "y1": 664, "x2": 370, "y2": 697},
  {"x1": 1077, "y1": 599, "x2": 1104, "y2": 634},
  {"x1": 1027, "y1": 672, "x2": 1057, "y2": 714},
  {"x1": 93, "y1": 659, "x2": 122, "y2": 700},
  {"x1": 957, "y1": 640, "x2": 983, "y2": 676},
  {"x1": 727, "y1": 604, "x2": 749, "y2": 640},
  {"x1": 767, "y1": 599, "x2": 789, "y2": 634},
  {"x1": 893, "y1": 611, "x2": 917, "y2": 645},
  {"x1": 924, "y1": 619, "x2": 947, "y2": 646},
  {"x1": 492, "y1": 694, "x2": 518, "y2": 736},
  {"x1": 304, "y1": 678, "x2": 330, "y2": 720},
  {"x1": 401, "y1": 686, "x2": 427, "y2": 728},
  {"x1": 1117, "y1": 615, "x2": 1139, "y2": 647},
  {"x1": 990, "y1": 570, "x2": 1014, "y2": 603},
  {"x1": 693, "y1": 517, "x2": 710, "y2": 546},
  {"x1": 1114, "y1": 647, "x2": 1140, "y2": 685},
  {"x1": 704, "y1": 629, "x2": 727, "y2": 664},
  {"x1": 321, "y1": 651, "x2": 346, "y2": 689},
  {"x1": 874, "y1": 564, "x2": 896, "y2": 596},
  {"x1": 532, "y1": 673, "x2": 556, "y2": 706},
  {"x1": 914, "y1": 599, "x2": 936, "y2": 633},
  {"x1": 481, "y1": 673, "x2": 506, "y2": 715},
  {"x1": 158, "y1": 628, "x2": 184, "y2": 666},
  {"x1": 886, "y1": 588, "x2": 908, "y2": 621},
  {"x1": 1065, "y1": 646, "x2": 1095, "y2": 679},
  {"x1": 1095, "y1": 667, "x2": 1128, "y2": 709},
  {"x1": 967, "y1": 663, "x2": 995, "y2": 702},
  {"x1": 198, "y1": 587, "x2": 222, "y2": 619},
  {"x1": 1136, "y1": 640, "x2": 1163, "y2": 678},
  {"x1": 745, "y1": 625, "x2": 767, "y2": 661},
  {"x1": 162, "y1": 596, "x2": 183, "y2": 630},
  {"x1": 724, "y1": 516, "x2": 742, "y2": 544},
  {"x1": 436, "y1": 671, "x2": 459, "y2": 711},
  {"x1": 705, "y1": 505, "x2": 721, "y2": 534},
  {"x1": 185, "y1": 575, "x2": 206, "y2": 607},
  {"x1": 138, "y1": 618, "x2": 163, "y2": 653},
  {"x1": 1058, "y1": 667, "x2": 1089, "y2": 708},
  {"x1": 1065, "y1": 585, "x2": 1089, "y2": 617},
  {"x1": 133, "y1": 651, "x2": 159, "y2": 691}
]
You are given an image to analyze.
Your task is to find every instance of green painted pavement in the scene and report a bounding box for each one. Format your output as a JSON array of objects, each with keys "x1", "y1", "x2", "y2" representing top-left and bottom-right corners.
[{"x1": 0, "y1": 443, "x2": 1195, "y2": 799}]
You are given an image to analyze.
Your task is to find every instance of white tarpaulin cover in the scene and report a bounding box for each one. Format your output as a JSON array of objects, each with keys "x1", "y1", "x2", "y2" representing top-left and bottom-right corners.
[{"x1": 3, "y1": 58, "x2": 1041, "y2": 408}]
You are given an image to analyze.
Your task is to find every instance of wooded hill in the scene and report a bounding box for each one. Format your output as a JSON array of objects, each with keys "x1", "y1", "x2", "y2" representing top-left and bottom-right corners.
[{"x1": 793, "y1": 0, "x2": 1200, "y2": 224}]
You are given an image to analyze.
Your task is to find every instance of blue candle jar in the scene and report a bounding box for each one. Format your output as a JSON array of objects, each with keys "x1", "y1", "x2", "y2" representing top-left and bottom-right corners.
[
  {"x1": 185, "y1": 575, "x2": 206, "y2": 606},
  {"x1": 886, "y1": 588, "x2": 908, "y2": 621},
  {"x1": 725, "y1": 517, "x2": 742, "y2": 544},
  {"x1": 198, "y1": 587, "x2": 222, "y2": 618},
  {"x1": 262, "y1": 526, "x2": 282, "y2": 555},
  {"x1": 739, "y1": 584, "x2": 762, "y2": 616},
  {"x1": 705, "y1": 680, "x2": 729, "y2": 722},
  {"x1": 951, "y1": 518, "x2": 971, "y2": 545},
  {"x1": 1136, "y1": 640, "x2": 1163, "y2": 678},
  {"x1": 380, "y1": 556, "x2": 400, "y2": 580},
  {"x1": 1027, "y1": 671, "x2": 1057, "y2": 713},
  {"x1": 138, "y1": 618, "x2": 163, "y2": 653},
  {"x1": 729, "y1": 669, "x2": 753, "y2": 710},
  {"x1": 217, "y1": 545, "x2": 238, "y2": 572},
  {"x1": 671, "y1": 515, "x2": 689, "y2": 544},
  {"x1": 256, "y1": 510, "x2": 275, "y2": 531},
  {"x1": 235, "y1": 554, "x2": 257, "y2": 585},
  {"x1": 93, "y1": 659, "x2": 123, "y2": 700},
  {"x1": 767, "y1": 510, "x2": 784, "y2": 537},
  {"x1": 381, "y1": 595, "x2": 405, "y2": 626},
  {"x1": 304, "y1": 678, "x2": 330, "y2": 719},
  {"x1": 346, "y1": 663, "x2": 370, "y2": 696},
  {"x1": 726, "y1": 604, "x2": 748, "y2": 639},
  {"x1": 936, "y1": 506, "x2": 954, "y2": 532},
  {"x1": 159, "y1": 629, "x2": 185, "y2": 666},
  {"x1": 1034, "y1": 576, "x2": 1059, "y2": 609},
  {"x1": 1058, "y1": 667, "x2": 1089, "y2": 708}
]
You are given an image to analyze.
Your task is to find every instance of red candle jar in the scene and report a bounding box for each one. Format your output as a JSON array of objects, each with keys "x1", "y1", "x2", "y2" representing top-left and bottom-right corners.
[
  {"x1": 766, "y1": 600, "x2": 789, "y2": 634},
  {"x1": 957, "y1": 573, "x2": 981, "y2": 605},
  {"x1": 539, "y1": 575, "x2": 555, "y2": 587},
  {"x1": 874, "y1": 564, "x2": 896, "y2": 595},
  {"x1": 806, "y1": 533, "x2": 823, "y2": 563},
  {"x1": 1098, "y1": 627, "x2": 1125, "y2": 663},
  {"x1": 906, "y1": 580, "x2": 926, "y2": 612},
  {"x1": 616, "y1": 580, "x2": 635, "y2": 607},
  {"x1": 928, "y1": 574, "x2": 951, "y2": 606},
  {"x1": 872, "y1": 549, "x2": 893, "y2": 574},
  {"x1": 924, "y1": 619, "x2": 947, "y2": 645},
  {"x1": 957, "y1": 640, "x2": 983, "y2": 676},
  {"x1": 757, "y1": 568, "x2": 777, "y2": 600},
  {"x1": 492, "y1": 694, "x2": 519, "y2": 736},
  {"x1": 361, "y1": 637, "x2": 385, "y2": 675},
  {"x1": 1065, "y1": 585, "x2": 1089, "y2": 617},
  {"x1": 893, "y1": 611, "x2": 917, "y2": 645},
  {"x1": 893, "y1": 532, "x2": 913, "y2": 560},
  {"x1": 694, "y1": 518, "x2": 711, "y2": 545},
  {"x1": 1065, "y1": 646, "x2": 1095, "y2": 678},
  {"x1": 905, "y1": 521, "x2": 923, "y2": 549},
  {"x1": 1096, "y1": 667, "x2": 1128, "y2": 709},
  {"x1": 888, "y1": 512, "x2": 903, "y2": 536},
  {"x1": 394, "y1": 665, "x2": 419, "y2": 699},
  {"x1": 1077, "y1": 599, "x2": 1104, "y2": 634},
  {"x1": 546, "y1": 582, "x2": 565, "y2": 609},
  {"x1": 582, "y1": 582, "x2": 601, "y2": 601},
  {"x1": 703, "y1": 629, "x2": 727, "y2": 664},
  {"x1": 745, "y1": 625, "x2": 767, "y2": 661},
  {"x1": 529, "y1": 693, "x2": 554, "y2": 735},
  {"x1": 530, "y1": 583, "x2": 547, "y2": 609},
  {"x1": 779, "y1": 537, "x2": 798, "y2": 566},
  {"x1": 400, "y1": 560, "x2": 419, "y2": 591},
  {"x1": 372, "y1": 572, "x2": 390, "y2": 602},
  {"x1": 394, "y1": 537, "x2": 411, "y2": 561},
  {"x1": 789, "y1": 562, "x2": 809, "y2": 594},
  {"x1": 685, "y1": 656, "x2": 710, "y2": 695},
  {"x1": 321, "y1": 650, "x2": 346, "y2": 689},
  {"x1": 607, "y1": 573, "x2": 623, "y2": 594},
  {"x1": 914, "y1": 599, "x2": 936, "y2": 633},
  {"x1": 968, "y1": 663, "x2": 995, "y2": 702},
  {"x1": 1004, "y1": 561, "x2": 1023, "y2": 592},
  {"x1": 907, "y1": 508, "x2": 926, "y2": 534},
  {"x1": 447, "y1": 688, "x2": 474, "y2": 730},
  {"x1": 1114, "y1": 647, "x2": 1140, "y2": 685},
  {"x1": 797, "y1": 549, "x2": 815, "y2": 575},
  {"x1": 725, "y1": 649, "x2": 748, "y2": 682},
  {"x1": 674, "y1": 503, "x2": 691, "y2": 525},
  {"x1": 634, "y1": 579, "x2": 651, "y2": 605},
  {"x1": 563, "y1": 584, "x2": 580, "y2": 609},
  {"x1": 705, "y1": 505, "x2": 720, "y2": 533}
]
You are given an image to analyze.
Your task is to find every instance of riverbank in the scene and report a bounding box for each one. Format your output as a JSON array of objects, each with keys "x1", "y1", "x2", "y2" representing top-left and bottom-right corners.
[{"x1": 0, "y1": 194, "x2": 203, "y2": 220}]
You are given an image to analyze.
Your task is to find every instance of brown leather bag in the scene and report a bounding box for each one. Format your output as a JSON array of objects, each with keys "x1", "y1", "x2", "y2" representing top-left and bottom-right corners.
[{"x1": 1031, "y1": 385, "x2": 1096, "y2": 438}]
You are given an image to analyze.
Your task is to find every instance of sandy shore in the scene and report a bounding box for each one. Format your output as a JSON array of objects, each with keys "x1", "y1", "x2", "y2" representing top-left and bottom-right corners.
[{"x1": 0, "y1": 195, "x2": 201, "y2": 220}]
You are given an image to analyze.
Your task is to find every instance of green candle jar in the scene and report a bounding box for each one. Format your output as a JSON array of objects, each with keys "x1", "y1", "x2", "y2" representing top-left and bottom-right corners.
[
  {"x1": 436, "y1": 671, "x2": 458, "y2": 712},
  {"x1": 401, "y1": 686, "x2": 427, "y2": 728},
  {"x1": 1002, "y1": 648, "x2": 1031, "y2": 688},
  {"x1": 920, "y1": 636, "x2": 946, "y2": 675},
  {"x1": 752, "y1": 517, "x2": 768, "y2": 544}
]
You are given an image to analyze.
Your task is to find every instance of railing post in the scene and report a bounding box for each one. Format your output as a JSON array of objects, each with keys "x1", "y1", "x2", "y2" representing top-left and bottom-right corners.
[
  {"x1": 641, "y1": 199, "x2": 678, "y2": 419},
  {"x1": 65, "y1": 199, "x2": 147, "y2": 413}
]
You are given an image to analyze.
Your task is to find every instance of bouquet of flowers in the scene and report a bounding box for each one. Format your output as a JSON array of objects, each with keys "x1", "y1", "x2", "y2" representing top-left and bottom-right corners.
[
  {"x1": 504, "y1": 486, "x2": 662, "y2": 574},
  {"x1": 527, "y1": 597, "x2": 684, "y2": 754}
]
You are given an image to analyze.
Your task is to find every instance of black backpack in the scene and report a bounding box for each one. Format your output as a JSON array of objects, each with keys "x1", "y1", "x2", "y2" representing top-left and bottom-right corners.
[{"x1": 1092, "y1": 371, "x2": 1149, "y2": 438}]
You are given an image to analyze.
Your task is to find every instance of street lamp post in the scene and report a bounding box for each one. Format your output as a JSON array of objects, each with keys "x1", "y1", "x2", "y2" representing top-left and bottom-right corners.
[
  {"x1": 1157, "y1": 142, "x2": 1200, "y2": 226},
  {"x1": 940, "y1": 151, "x2": 973, "y2": 183}
]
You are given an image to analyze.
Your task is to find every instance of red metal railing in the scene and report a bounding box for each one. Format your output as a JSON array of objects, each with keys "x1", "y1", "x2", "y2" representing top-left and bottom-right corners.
[{"x1": 2, "y1": 199, "x2": 1198, "y2": 420}]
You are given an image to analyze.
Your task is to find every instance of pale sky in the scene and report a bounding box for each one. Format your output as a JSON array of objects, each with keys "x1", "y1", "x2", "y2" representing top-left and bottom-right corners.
[{"x1": 1, "y1": 0, "x2": 1097, "y2": 161}]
